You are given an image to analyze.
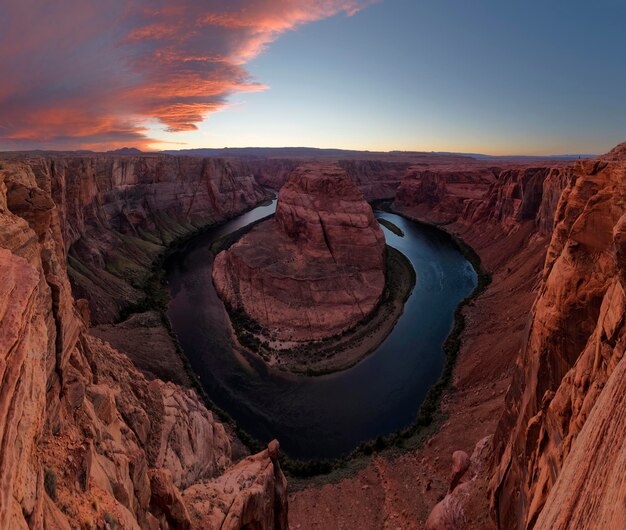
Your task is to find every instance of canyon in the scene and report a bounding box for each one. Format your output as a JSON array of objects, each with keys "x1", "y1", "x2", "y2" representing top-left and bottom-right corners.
[
  {"x1": 0, "y1": 155, "x2": 286, "y2": 529},
  {"x1": 0, "y1": 145, "x2": 624, "y2": 529}
]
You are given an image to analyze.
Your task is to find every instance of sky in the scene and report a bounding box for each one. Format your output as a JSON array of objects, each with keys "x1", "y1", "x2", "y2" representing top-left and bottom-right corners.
[{"x1": 1, "y1": 0, "x2": 625, "y2": 155}]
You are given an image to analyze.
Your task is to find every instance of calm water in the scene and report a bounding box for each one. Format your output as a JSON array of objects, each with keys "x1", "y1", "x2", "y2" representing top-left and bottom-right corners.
[{"x1": 165, "y1": 202, "x2": 476, "y2": 459}]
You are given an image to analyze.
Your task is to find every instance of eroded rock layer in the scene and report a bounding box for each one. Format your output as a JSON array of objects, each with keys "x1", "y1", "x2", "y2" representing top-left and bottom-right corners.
[
  {"x1": 0, "y1": 157, "x2": 286, "y2": 530},
  {"x1": 19, "y1": 155, "x2": 269, "y2": 324},
  {"x1": 491, "y1": 146, "x2": 626, "y2": 529},
  {"x1": 213, "y1": 163, "x2": 386, "y2": 342}
]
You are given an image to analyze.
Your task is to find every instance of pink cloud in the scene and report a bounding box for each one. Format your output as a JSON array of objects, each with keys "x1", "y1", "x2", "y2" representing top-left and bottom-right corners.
[{"x1": 0, "y1": 0, "x2": 376, "y2": 150}]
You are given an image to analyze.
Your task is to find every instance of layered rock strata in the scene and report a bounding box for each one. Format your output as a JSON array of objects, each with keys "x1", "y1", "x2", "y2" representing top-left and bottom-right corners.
[
  {"x1": 0, "y1": 158, "x2": 286, "y2": 530},
  {"x1": 19, "y1": 155, "x2": 268, "y2": 324},
  {"x1": 491, "y1": 146, "x2": 626, "y2": 529},
  {"x1": 248, "y1": 157, "x2": 414, "y2": 200},
  {"x1": 213, "y1": 163, "x2": 386, "y2": 342}
]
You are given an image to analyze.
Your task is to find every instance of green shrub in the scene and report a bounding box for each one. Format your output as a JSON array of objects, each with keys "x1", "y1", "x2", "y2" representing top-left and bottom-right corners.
[
  {"x1": 104, "y1": 512, "x2": 117, "y2": 529},
  {"x1": 44, "y1": 468, "x2": 58, "y2": 501}
]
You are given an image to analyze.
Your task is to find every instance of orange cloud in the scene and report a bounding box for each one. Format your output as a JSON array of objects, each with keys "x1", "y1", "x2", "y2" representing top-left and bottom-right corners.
[{"x1": 0, "y1": 0, "x2": 376, "y2": 151}]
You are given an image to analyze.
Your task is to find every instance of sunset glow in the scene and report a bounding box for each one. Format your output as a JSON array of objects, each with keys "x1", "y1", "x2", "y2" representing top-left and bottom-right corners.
[
  {"x1": 1, "y1": 0, "x2": 625, "y2": 154},
  {"x1": 0, "y1": 1, "x2": 374, "y2": 150}
]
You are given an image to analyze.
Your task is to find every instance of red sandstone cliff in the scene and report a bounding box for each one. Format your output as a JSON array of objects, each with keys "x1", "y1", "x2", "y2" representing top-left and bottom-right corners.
[
  {"x1": 213, "y1": 162, "x2": 386, "y2": 342},
  {"x1": 402, "y1": 149, "x2": 626, "y2": 529},
  {"x1": 3, "y1": 145, "x2": 626, "y2": 530},
  {"x1": 0, "y1": 157, "x2": 286, "y2": 530},
  {"x1": 491, "y1": 147, "x2": 626, "y2": 529},
  {"x1": 18, "y1": 155, "x2": 268, "y2": 324},
  {"x1": 250, "y1": 158, "x2": 410, "y2": 199}
]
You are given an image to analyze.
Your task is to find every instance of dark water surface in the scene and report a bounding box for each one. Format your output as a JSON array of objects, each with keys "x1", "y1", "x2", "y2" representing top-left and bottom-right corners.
[{"x1": 165, "y1": 202, "x2": 477, "y2": 459}]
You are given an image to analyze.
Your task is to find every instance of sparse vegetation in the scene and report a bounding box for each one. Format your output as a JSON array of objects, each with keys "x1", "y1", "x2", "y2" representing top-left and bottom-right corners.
[
  {"x1": 222, "y1": 244, "x2": 416, "y2": 375},
  {"x1": 104, "y1": 512, "x2": 117, "y2": 529},
  {"x1": 44, "y1": 468, "x2": 58, "y2": 501}
]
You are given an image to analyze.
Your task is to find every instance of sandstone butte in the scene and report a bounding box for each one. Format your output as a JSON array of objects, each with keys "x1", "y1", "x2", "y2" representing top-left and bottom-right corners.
[
  {"x1": 213, "y1": 162, "x2": 387, "y2": 342},
  {"x1": 0, "y1": 144, "x2": 625, "y2": 530}
]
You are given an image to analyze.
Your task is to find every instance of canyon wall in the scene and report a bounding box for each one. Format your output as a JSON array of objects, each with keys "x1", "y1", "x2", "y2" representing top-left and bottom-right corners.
[
  {"x1": 490, "y1": 147, "x2": 626, "y2": 529},
  {"x1": 0, "y1": 157, "x2": 286, "y2": 529},
  {"x1": 23, "y1": 155, "x2": 269, "y2": 324},
  {"x1": 394, "y1": 165, "x2": 573, "y2": 238},
  {"x1": 250, "y1": 158, "x2": 409, "y2": 199},
  {"x1": 403, "y1": 150, "x2": 626, "y2": 529}
]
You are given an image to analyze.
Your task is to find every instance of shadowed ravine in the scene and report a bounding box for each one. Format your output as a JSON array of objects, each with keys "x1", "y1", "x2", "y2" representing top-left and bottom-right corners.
[{"x1": 165, "y1": 200, "x2": 477, "y2": 460}]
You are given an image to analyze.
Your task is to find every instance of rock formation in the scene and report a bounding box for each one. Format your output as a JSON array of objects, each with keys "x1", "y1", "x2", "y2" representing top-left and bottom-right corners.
[
  {"x1": 338, "y1": 159, "x2": 409, "y2": 200},
  {"x1": 491, "y1": 146, "x2": 626, "y2": 529},
  {"x1": 21, "y1": 155, "x2": 269, "y2": 324},
  {"x1": 0, "y1": 156, "x2": 286, "y2": 529},
  {"x1": 425, "y1": 437, "x2": 492, "y2": 530},
  {"x1": 2, "y1": 143, "x2": 626, "y2": 530},
  {"x1": 213, "y1": 162, "x2": 386, "y2": 342},
  {"x1": 184, "y1": 440, "x2": 288, "y2": 530},
  {"x1": 394, "y1": 167, "x2": 500, "y2": 224}
]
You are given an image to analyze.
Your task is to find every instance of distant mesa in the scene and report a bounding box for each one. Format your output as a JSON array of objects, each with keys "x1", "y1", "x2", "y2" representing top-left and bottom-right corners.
[
  {"x1": 212, "y1": 162, "x2": 387, "y2": 343},
  {"x1": 107, "y1": 147, "x2": 143, "y2": 155}
]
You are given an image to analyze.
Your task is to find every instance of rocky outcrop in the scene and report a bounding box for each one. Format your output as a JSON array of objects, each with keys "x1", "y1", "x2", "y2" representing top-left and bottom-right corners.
[
  {"x1": 491, "y1": 148, "x2": 626, "y2": 529},
  {"x1": 213, "y1": 162, "x2": 386, "y2": 341},
  {"x1": 0, "y1": 157, "x2": 286, "y2": 529},
  {"x1": 184, "y1": 440, "x2": 288, "y2": 530},
  {"x1": 0, "y1": 247, "x2": 46, "y2": 530},
  {"x1": 466, "y1": 166, "x2": 573, "y2": 234},
  {"x1": 425, "y1": 437, "x2": 492, "y2": 530},
  {"x1": 19, "y1": 155, "x2": 268, "y2": 324}
]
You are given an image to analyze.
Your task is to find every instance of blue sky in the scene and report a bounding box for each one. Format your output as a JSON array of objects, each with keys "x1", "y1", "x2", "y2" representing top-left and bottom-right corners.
[
  {"x1": 2, "y1": 0, "x2": 625, "y2": 154},
  {"x1": 156, "y1": 0, "x2": 626, "y2": 154}
]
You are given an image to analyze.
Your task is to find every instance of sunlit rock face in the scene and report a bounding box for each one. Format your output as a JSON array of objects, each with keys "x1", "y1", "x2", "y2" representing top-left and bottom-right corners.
[
  {"x1": 213, "y1": 162, "x2": 386, "y2": 342},
  {"x1": 491, "y1": 143, "x2": 626, "y2": 530},
  {"x1": 0, "y1": 159, "x2": 286, "y2": 530}
]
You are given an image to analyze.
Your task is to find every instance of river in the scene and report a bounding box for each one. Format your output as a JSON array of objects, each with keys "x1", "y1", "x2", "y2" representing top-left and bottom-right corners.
[{"x1": 165, "y1": 201, "x2": 477, "y2": 459}]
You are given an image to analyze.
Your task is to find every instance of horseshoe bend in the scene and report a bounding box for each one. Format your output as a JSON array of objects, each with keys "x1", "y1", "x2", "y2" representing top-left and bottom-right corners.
[
  {"x1": 1, "y1": 4, "x2": 626, "y2": 529},
  {"x1": 211, "y1": 162, "x2": 422, "y2": 373},
  {"x1": 1, "y1": 145, "x2": 625, "y2": 529}
]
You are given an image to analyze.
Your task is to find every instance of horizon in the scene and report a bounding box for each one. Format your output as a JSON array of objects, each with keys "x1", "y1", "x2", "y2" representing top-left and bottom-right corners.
[
  {"x1": 1, "y1": 1, "x2": 625, "y2": 154},
  {"x1": 0, "y1": 144, "x2": 602, "y2": 158}
]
